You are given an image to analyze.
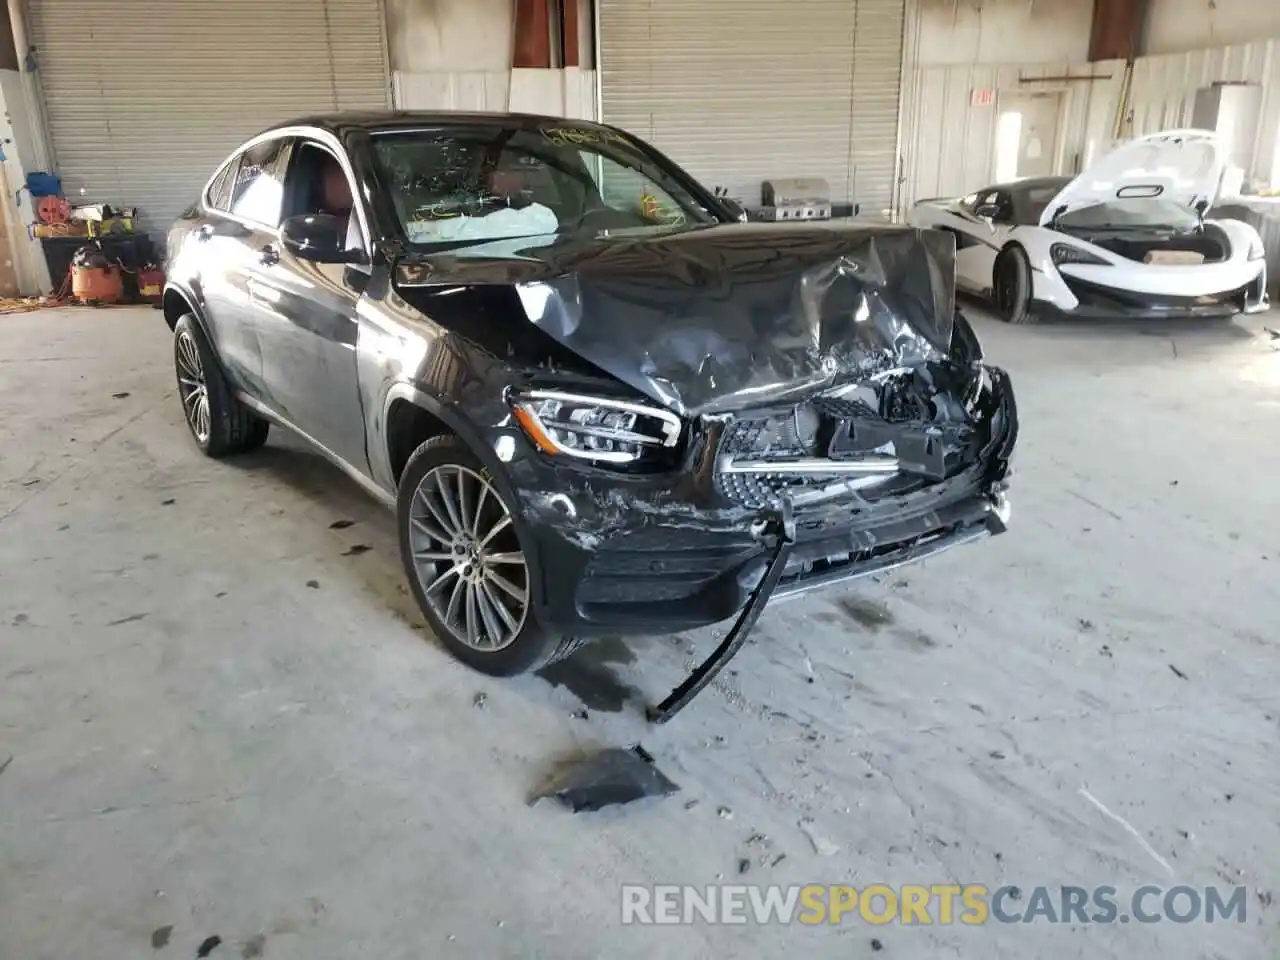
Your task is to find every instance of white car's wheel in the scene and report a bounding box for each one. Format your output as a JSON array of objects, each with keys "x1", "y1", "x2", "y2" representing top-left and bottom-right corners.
[{"x1": 993, "y1": 246, "x2": 1034, "y2": 324}]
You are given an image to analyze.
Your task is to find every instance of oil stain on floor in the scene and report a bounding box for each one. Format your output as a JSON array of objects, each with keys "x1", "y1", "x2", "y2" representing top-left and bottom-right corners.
[
  {"x1": 536, "y1": 637, "x2": 640, "y2": 713},
  {"x1": 834, "y1": 596, "x2": 896, "y2": 631}
]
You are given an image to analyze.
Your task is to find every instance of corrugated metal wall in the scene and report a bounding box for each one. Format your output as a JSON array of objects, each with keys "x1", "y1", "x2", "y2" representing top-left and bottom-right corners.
[
  {"x1": 599, "y1": 0, "x2": 905, "y2": 216},
  {"x1": 899, "y1": 61, "x2": 1124, "y2": 209},
  {"x1": 1126, "y1": 39, "x2": 1280, "y2": 189},
  {"x1": 28, "y1": 0, "x2": 391, "y2": 235},
  {"x1": 901, "y1": 0, "x2": 1280, "y2": 214}
]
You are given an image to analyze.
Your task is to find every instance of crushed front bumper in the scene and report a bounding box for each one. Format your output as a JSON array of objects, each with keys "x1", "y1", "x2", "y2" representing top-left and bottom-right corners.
[
  {"x1": 512, "y1": 367, "x2": 1018, "y2": 638},
  {"x1": 772, "y1": 488, "x2": 1009, "y2": 601}
]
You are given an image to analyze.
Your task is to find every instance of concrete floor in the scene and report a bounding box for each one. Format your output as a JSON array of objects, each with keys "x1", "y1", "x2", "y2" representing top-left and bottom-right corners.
[{"x1": 2, "y1": 303, "x2": 1278, "y2": 959}]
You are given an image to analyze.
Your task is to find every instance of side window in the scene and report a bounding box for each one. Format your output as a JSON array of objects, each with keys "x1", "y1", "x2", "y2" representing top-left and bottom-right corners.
[
  {"x1": 230, "y1": 138, "x2": 291, "y2": 227},
  {"x1": 283, "y1": 140, "x2": 365, "y2": 253},
  {"x1": 967, "y1": 190, "x2": 1001, "y2": 217},
  {"x1": 991, "y1": 191, "x2": 1014, "y2": 223},
  {"x1": 589, "y1": 151, "x2": 700, "y2": 225},
  {"x1": 206, "y1": 157, "x2": 239, "y2": 211}
]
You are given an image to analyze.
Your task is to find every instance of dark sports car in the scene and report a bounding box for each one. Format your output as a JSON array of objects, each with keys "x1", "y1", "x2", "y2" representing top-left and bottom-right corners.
[{"x1": 163, "y1": 111, "x2": 1017, "y2": 692}]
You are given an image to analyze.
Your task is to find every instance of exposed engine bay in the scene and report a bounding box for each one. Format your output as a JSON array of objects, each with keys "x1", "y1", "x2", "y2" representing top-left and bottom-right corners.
[{"x1": 715, "y1": 355, "x2": 990, "y2": 511}]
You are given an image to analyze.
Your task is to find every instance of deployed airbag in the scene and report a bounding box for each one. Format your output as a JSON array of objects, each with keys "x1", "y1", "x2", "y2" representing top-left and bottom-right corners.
[{"x1": 406, "y1": 202, "x2": 560, "y2": 245}]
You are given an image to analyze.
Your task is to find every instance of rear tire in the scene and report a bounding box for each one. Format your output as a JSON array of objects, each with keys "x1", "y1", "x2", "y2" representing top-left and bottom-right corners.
[
  {"x1": 173, "y1": 314, "x2": 269, "y2": 457},
  {"x1": 397, "y1": 434, "x2": 578, "y2": 676},
  {"x1": 992, "y1": 246, "x2": 1035, "y2": 324}
]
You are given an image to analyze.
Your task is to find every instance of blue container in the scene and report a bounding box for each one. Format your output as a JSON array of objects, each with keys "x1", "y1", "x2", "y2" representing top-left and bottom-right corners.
[{"x1": 26, "y1": 172, "x2": 62, "y2": 197}]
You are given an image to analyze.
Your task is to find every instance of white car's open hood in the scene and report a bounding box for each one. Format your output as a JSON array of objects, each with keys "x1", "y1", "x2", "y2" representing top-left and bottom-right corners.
[{"x1": 1038, "y1": 129, "x2": 1225, "y2": 226}]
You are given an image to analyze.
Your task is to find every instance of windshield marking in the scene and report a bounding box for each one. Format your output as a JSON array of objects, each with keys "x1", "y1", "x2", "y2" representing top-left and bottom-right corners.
[{"x1": 539, "y1": 126, "x2": 629, "y2": 148}]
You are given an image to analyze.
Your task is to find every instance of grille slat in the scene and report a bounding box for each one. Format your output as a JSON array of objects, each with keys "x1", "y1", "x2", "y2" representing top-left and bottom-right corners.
[
  {"x1": 717, "y1": 411, "x2": 823, "y2": 508},
  {"x1": 810, "y1": 393, "x2": 878, "y2": 420},
  {"x1": 714, "y1": 382, "x2": 955, "y2": 510}
]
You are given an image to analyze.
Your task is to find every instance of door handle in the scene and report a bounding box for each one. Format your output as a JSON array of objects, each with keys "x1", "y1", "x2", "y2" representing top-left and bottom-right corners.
[
  {"x1": 196, "y1": 224, "x2": 214, "y2": 241},
  {"x1": 259, "y1": 244, "x2": 280, "y2": 266}
]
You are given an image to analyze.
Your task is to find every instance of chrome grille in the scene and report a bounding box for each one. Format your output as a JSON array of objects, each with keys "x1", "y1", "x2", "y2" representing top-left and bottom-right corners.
[
  {"x1": 715, "y1": 401, "x2": 884, "y2": 509},
  {"x1": 717, "y1": 414, "x2": 808, "y2": 461},
  {"x1": 714, "y1": 379, "x2": 952, "y2": 510}
]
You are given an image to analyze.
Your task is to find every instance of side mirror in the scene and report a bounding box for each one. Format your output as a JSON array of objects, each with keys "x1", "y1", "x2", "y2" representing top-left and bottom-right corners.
[
  {"x1": 280, "y1": 214, "x2": 362, "y2": 263},
  {"x1": 719, "y1": 197, "x2": 749, "y2": 223},
  {"x1": 974, "y1": 203, "x2": 1001, "y2": 221}
]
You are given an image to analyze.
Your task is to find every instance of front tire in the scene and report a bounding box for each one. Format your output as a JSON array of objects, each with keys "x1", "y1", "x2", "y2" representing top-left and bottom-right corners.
[
  {"x1": 173, "y1": 314, "x2": 269, "y2": 456},
  {"x1": 397, "y1": 435, "x2": 577, "y2": 676},
  {"x1": 992, "y1": 246, "x2": 1035, "y2": 324}
]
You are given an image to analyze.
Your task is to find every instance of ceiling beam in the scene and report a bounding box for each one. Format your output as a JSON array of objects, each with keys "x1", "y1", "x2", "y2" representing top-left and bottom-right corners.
[{"x1": 1089, "y1": 0, "x2": 1150, "y2": 62}]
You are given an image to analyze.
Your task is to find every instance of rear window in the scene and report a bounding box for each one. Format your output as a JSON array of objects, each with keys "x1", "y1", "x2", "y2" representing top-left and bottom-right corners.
[
  {"x1": 206, "y1": 159, "x2": 239, "y2": 211},
  {"x1": 229, "y1": 138, "x2": 291, "y2": 227}
]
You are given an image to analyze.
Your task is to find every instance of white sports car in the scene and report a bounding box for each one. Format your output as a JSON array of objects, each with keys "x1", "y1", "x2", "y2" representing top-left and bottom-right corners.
[{"x1": 908, "y1": 130, "x2": 1269, "y2": 323}]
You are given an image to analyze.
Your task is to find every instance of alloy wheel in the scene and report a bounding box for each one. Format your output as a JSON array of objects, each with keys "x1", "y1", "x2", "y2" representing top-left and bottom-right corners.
[
  {"x1": 176, "y1": 330, "x2": 211, "y2": 443},
  {"x1": 407, "y1": 464, "x2": 529, "y2": 652}
]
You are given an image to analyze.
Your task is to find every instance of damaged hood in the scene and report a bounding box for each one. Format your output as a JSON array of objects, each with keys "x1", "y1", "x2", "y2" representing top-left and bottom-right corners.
[{"x1": 398, "y1": 222, "x2": 958, "y2": 417}]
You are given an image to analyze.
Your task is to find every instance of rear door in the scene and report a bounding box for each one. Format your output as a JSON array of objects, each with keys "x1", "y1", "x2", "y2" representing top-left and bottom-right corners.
[
  {"x1": 205, "y1": 136, "x2": 293, "y2": 401},
  {"x1": 249, "y1": 136, "x2": 371, "y2": 473},
  {"x1": 194, "y1": 151, "x2": 257, "y2": 394}
]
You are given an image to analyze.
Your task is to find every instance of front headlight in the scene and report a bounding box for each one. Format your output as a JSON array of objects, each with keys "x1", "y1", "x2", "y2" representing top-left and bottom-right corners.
[
  {"x1": 1247, "y1": 235, "x2": 1266, "y2": 261},
  {"x1": 1050, "y1": 243, "x2": 1109, "y2": 266},
  {"x1": 510, "y1": 390, "x2": 683, "y2": 467}
]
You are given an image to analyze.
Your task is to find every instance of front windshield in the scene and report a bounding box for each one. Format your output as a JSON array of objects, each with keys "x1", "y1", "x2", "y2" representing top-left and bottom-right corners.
[
  {"x1": 1057, "y1": 198, "x2": 1199, "y2": 230},
  {"x1": 1023, "y1": 182, "x2": 1068, "y2": 224},
  {"x1": 370, "y1": 124, "x2": 718, "y2": 247}
]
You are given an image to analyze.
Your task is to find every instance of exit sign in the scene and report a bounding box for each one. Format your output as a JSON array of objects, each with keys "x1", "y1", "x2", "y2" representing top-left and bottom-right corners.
[{"x1": 971, "y1": 89, "x2": 995, "y2": 107}]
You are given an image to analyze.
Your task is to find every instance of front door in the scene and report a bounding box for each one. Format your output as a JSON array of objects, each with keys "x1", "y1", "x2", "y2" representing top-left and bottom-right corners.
[
  {"x1": 954, "y1": 190, "x2": 1007, "y2": 294},
  {"x1": 248, "y1": 139, "x2": 371, "y2": 474}
]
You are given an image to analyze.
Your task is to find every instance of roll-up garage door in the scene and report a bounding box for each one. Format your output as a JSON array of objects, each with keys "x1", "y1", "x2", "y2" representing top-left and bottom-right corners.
[
  {"x1": 27, "y1": 0, "x2": 390, "y2": 234},
  {"x1": 599, "y1": 0, "x2": 905, "y2": 217}
]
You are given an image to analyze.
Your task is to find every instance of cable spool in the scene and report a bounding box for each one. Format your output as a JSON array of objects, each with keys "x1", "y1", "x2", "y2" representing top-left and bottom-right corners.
[{"x1": 36, "y1": 195, "x2": 70, "y2": 224}]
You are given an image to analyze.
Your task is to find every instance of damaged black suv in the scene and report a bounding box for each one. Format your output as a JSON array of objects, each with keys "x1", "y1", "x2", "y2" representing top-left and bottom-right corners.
[{"x1": 164, "y1": 111, "x2": 1017, "y2": 689}]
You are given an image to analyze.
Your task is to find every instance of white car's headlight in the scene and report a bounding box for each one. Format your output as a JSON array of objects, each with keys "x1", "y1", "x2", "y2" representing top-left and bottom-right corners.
[
  {"x1": 1050, "y1": 243, "x2": 1109, "y2": 266},
  {"x1": 511, "y1": 390, "x2": 683, "y2": 467},
  {"x1": 1247, "y1": 236, "x2": 1266, "y2": 261}
]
